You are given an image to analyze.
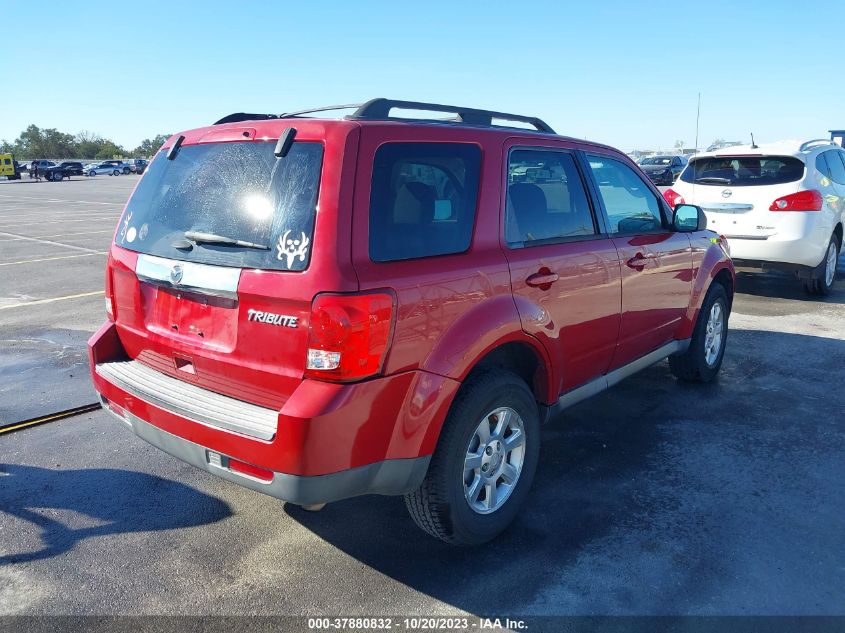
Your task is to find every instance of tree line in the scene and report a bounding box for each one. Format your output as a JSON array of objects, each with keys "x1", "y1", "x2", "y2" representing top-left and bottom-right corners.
[{"x1": 0, "y1": 125, "x2": 171, "y2": 160}]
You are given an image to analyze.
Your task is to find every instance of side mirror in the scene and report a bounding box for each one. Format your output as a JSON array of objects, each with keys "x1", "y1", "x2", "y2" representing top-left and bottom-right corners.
[{"x1": 673, "y1": 204, "x2": 707, "y2": 232}]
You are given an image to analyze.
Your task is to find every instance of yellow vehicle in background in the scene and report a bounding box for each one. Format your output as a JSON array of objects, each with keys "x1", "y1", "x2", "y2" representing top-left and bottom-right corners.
[{"x1": 0, "y1": 153, "x2": 23, "y2": 180}]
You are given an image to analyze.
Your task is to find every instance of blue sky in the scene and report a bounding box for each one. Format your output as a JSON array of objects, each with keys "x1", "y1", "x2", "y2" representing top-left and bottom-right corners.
[{"x1": 4, "y1": 0, "x2": 844, "y2": 151}]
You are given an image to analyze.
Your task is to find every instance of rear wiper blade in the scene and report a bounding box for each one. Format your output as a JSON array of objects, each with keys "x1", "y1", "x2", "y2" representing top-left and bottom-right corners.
[
  {"x1": 184, "y1": 230, "x2": 269, "y2": 250},
  {"x1": 695, "y1": 177, "x2": 732, "y2": 184}
]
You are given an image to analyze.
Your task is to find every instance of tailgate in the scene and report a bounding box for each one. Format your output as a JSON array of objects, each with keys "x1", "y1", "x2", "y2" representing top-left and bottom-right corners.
[{"x1": 110, "y1": 249, "x2": 311, "y2": 409}]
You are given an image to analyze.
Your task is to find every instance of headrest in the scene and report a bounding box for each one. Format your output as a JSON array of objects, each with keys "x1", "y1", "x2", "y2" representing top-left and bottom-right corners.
[{"x1": 394, "y1": 181, "x2": 436, "y2": 224}]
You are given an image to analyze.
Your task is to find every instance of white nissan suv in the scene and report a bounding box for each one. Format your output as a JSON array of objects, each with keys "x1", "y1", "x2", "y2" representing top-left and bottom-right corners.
[{"x1": 664, "y1": 139, "x2": 844, "y2": 295}]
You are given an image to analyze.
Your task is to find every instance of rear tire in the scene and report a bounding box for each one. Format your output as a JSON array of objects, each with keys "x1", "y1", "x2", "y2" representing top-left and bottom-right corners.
[
  {"x1": 112, "y1": 170, "x2": 120, "y2": 176},
  {"x1": 669, "y1": 283, "x2": 729, "y2": 383},
  {"x1": 803, "y1": 235, "x2": 839, "y2": 297},
  {"x1": 404, "y1": 370, "x2": 540, "y2": 545}
]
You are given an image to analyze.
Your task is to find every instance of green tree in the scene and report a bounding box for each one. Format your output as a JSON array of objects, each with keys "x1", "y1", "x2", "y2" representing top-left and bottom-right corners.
[
  {"x1": 14, "y1": 125, "x2": 77, "y2": 159},
  {"x1": 94, "y1": 141, "x2": 127, "y2": 160},
  {"x1": 133, "y1": 134, "x2": 171, "y2": 158}
]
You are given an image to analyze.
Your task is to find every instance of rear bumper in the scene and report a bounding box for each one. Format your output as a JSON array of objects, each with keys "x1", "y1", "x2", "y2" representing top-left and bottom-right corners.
[
  {"x1": 88, "y1": 321, "x2": 459, "y2": 504},
  {"x1": 720, "y1": 213, "x2": 830, "y2": 268},
  {"x1": 103, "y1": 404, "x2": 430, "y2": 505}
]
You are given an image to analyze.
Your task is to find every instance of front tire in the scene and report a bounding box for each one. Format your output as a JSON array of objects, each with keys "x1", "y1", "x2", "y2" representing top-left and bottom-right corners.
[
  {"x1": 803, "y1": 235, "x2": 839, "y2": 297},
  {"x1": 669, "y1": 283, "x2": 729, "y2": 382},
  {"x1": 405, "y1": 370, "x2": 540, "y2": 545}
]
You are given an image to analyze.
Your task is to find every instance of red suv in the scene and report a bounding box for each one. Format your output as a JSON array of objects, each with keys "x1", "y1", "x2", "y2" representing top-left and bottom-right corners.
[{"x1": 89, "y1": 99, "x2": 734, "y2": 545}]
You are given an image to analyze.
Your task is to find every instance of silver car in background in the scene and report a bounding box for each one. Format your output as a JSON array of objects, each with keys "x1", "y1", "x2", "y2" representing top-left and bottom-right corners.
[{"x1": 86, "y1": 163, "x2": 122, "y2": 176}]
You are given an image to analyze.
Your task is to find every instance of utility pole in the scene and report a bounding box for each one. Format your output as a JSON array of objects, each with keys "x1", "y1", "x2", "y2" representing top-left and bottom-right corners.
[{"x1": 694, "y1": 92, "x2": 701, "y2": 154}]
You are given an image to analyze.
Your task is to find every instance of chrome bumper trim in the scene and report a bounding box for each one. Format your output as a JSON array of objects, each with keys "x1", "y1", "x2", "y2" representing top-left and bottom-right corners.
[{"x1": 96, "y1": 359, "x2": 278, "y2": 440}]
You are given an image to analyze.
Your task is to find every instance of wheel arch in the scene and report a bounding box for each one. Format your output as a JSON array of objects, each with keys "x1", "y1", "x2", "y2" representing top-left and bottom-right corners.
[
  {"x1": 419, "y1": 295, "x2": 554, "y2": 405},
  {"x1": 677, "y1": 253, "x2": 735, "y2": 340}
]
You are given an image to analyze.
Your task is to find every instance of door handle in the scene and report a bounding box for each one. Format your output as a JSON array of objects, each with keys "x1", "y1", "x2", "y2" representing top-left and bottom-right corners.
[
  {"x1": 626, "y1": 253, "x2": 656, "y2": 270},
  {"x1": 526, "y1": 271, "x2": 559, "y2": 288}
]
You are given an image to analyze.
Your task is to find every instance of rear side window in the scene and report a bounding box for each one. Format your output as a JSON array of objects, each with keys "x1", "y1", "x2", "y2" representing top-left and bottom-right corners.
[
  {"x1": 681, "y1": 156, "x2": 804, "y2": 186},
  {"x1": 822, "y1": 150, "x2": 845, "y2": 185},
  {"x1": 505, "y1": 149, "x2": 595, "y2": 247},
  {"x1": 118, "y1": 141, "x2": 323, "y2": 272},
  {"x1": 368, "y1": 143, "x2": 481, "y2": 262}
]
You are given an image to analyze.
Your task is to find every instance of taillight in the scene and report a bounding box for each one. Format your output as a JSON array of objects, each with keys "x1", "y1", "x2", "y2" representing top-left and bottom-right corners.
[
  {"x1": 104, "y1": 257, "x2": 116, "y2": 320},
  {"x1": 769, "y1": 190, "x2": 823, "y2": 212},
  {"x1": 663, "y1": 188, "x2": 685, "y2": 209},
  {"x1": 305, "y1": 291, "x2": 395, "y2": 382}
]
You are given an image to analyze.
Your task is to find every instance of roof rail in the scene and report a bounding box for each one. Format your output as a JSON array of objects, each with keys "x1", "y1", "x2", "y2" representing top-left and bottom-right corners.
[
  {"x1": 799, "y1": 139, "x2": 835, "y2": 152},
  {"x1": 347, "y1": 98, "x2": 555, "y2": 133},
  {"x1": 214, "y1": 99, "x2": 556, "y2": 134},
  {"x1": 279, "y1": 103, "x2": 363, "y2": 118}
]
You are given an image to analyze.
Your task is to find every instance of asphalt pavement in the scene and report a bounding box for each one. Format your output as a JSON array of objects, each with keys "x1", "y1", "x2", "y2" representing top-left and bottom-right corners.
[
  {"x1": 0, "y1": 175, "x2": 129, "y2": 423},
  {"x1": 1, "y1": 176, "x2": 844, "y2": 617}
]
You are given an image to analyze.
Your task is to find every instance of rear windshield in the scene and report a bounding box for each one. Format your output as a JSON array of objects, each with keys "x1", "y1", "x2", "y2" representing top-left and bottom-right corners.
[
  {"x1": 681, "y1": 155, "x2": 804, "y2": 186},
  {"x1": 117, "y1": 141, "x2": 323, "y2": 271},
  {"x1": 641, "y1": 157, "x2": 672, "y2": 165}
]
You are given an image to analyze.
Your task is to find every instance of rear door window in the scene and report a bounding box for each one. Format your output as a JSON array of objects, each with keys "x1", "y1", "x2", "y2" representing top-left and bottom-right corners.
[
  {"x1": 368, "y1": 142, "x2": 481, "y2": 262},
  {"x1": 117, "y1": 141, "x2": 323, "y2": 271},
  {"x1": 680, "y1": 156, "x2": 804, "y2": 186},
  {"x1": 505, "y1": 149, "x2": 596, "y2": 247}
]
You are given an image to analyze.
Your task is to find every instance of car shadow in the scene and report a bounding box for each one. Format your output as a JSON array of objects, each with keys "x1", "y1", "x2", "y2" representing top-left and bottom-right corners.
[
  {"x1": 286, "y1": 329, "x2": 845, "y2": 615},
  {"x1": 283, "y1": 373, "x2": 671, "y2": 615},
  {"x1": 735, "y1": 266, "x2": 845, "y2": 305},
  {"x1": 0, "y1": 464, "x2": 232, "y2": 564}
]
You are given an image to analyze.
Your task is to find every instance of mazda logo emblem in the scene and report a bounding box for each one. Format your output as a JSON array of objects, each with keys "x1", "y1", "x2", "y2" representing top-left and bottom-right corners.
[
  {"x1": 170, "y1": 264, "x2": 184, "y2": 285},
  {"x1": 721, "y1": 189, "x2": 732, "y2": 199}
]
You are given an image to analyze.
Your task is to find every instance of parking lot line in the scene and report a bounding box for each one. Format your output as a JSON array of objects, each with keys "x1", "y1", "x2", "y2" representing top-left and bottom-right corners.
[
  {"x1": 0, "y1": 218, "x2": 120, "y2": 228},
  {"x1": 0, "y1": 230, "x2": 105, "y2": 253},
  {"x1": 0, "y1": 194, "x2": 124, "y2": 206},
  {"x1": 0, "y1": 229, "x2": 114, "y2": 242},
  {"x1": 0, "y1": 252, "x2": 108, "y2": 267},
  {"x1": 0, "y1": 290, "x2": 104, "y2": 311}
]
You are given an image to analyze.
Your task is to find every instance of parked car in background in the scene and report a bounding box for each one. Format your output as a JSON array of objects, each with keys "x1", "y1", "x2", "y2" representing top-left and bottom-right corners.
[
  {"x1": 30, "y1": 160, "x2": 75, "y2": 181},
  {"x1": 89, "y1": 98, "x2": 734, "y2": 545},
  {"x1": 57, "y1": 161, "x2": 85, "y2": 176},
  {"x1": 639, "y1": 155, "x2": 687, "y2": 185},
  {"x1": 29, "y1": 160, "x2": 57, "y2": 177},
  {"x1": 131, "y1": 158, "x2": 148, "y2": 174},
  {"x1": 86, "y1": 163, "x2": 122, "y2": 176},
  {"x1": 102, "y1": 160, "x2": 132, "y2": 174},
  {"x1": 665, "y1": 139, "x2": 844, "y2": 295}
]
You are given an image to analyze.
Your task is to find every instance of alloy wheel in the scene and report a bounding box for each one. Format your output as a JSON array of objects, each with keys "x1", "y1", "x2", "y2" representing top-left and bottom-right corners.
[
  {"x1": 463, "y1": 406, "x2": 526, "y2": 514},
  {"x1": 704, "y1": 301, "x2": 724, "y2": 367}
]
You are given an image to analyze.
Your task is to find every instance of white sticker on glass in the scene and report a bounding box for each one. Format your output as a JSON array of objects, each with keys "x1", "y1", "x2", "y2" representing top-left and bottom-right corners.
[
  {"x1": 126, "y1": 227, "x2": 137, "y2": 243},
  {"x1": 276, "y1": 230, "x2": 310, "y2": 269},
  {"x1": 119, "y1": 211, "x2": 132, "y2": 242}
]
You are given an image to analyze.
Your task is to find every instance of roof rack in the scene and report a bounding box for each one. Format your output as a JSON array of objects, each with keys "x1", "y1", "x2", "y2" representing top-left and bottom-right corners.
[
  {"x1": 346, "y1": 98, "x2": 555, "y2": 133},
  {"x1": 214, "y1": 98, "x2": 556, "y2": 133},
  {"x1": 799, "y1": 139, "x2": 836, "y2": 152}
]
